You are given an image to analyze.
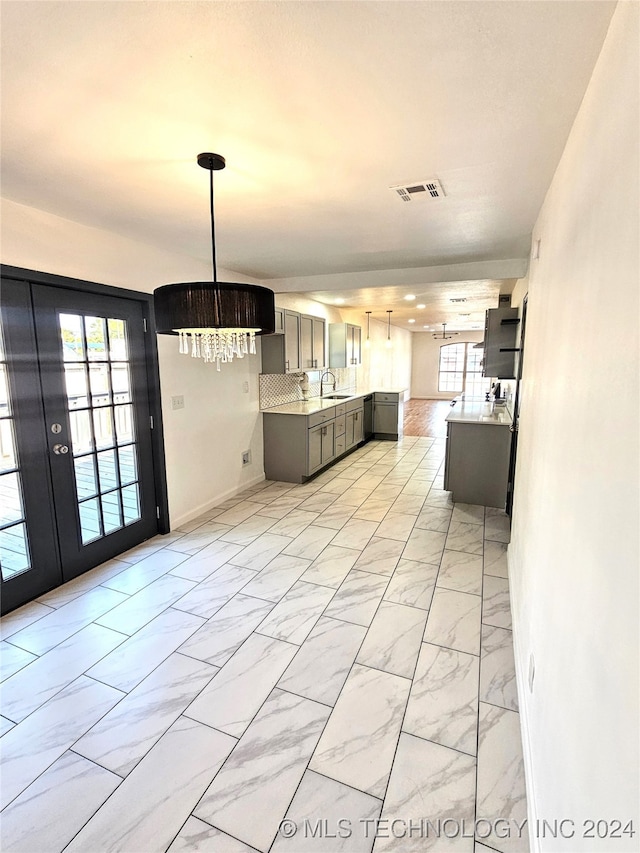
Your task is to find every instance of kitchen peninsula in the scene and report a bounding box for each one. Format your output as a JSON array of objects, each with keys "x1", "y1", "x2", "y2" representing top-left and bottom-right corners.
[
  {"x1": 262, "y1": 389, "x2": 406, "y2": 483},
  {"x1": 444, "y1": 401, "x2": 513, "y2": 508}
]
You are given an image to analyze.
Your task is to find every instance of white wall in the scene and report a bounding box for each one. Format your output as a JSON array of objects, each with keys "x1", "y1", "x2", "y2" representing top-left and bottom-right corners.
[
  {"x1": 508, "y1": 3, "x2": 639, "y2": 848},
  {"x1": 269, "y1": 298, "x2": 413, "y2": 396},
  {"x1": 411, "y1": 330, "x2": 485, "y2": 399},
  {"x1": 1, "y1": 198, "x2": 267, "y2": 526},
  {"x1": 343, "y1": 311, "x2": 412, "y2": 395}
]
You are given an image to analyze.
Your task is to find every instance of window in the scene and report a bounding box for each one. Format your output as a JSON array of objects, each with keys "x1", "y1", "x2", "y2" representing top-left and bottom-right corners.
[{"x1": 438, "y1": 342, "x2": 490, "y2": 397}]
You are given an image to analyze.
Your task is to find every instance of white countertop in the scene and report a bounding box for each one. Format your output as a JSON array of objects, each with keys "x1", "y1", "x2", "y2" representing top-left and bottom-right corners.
[
  {"x1": 446, "y1": 401, "x2": 513, "y2": 426},
  {"x1": 261, "y1": 388, "x2": 407, "y2": 416}
]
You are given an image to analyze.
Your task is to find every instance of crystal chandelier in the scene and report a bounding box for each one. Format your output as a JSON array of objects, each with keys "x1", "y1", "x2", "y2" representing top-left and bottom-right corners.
[{"x1": 153, "y1": 154, "x2": 275, "y2": 369}]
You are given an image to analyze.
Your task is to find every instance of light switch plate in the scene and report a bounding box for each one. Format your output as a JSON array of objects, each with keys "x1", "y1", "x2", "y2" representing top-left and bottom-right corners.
[{"x1": 171, "y1": 395, "x2": 185, "y2": 410}]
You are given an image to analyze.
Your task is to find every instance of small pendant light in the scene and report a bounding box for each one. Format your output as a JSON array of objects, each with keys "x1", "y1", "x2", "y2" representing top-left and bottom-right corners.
[
  {"x1": 386, "y1": 310, "x2": 393, "y2": 348},
  {"x1": 153, "y1": 154, "x2": 275, "y2": 369},
  {"x1": 432, "y1": 323, "x2": 459, "y2": 340},
  {"x1": 364, "y1": 311, "x2": 372, "y2": 348}
]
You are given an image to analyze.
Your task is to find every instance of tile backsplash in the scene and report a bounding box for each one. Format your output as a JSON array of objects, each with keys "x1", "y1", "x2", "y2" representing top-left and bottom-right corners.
[{"x1": 259, "y1": 368, "x2": 357, "y2": 409}]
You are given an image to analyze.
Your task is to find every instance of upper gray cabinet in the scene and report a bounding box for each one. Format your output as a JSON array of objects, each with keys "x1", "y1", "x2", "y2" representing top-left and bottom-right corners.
[
  {"x1": 261, "y1": 308, "x2": 327, "y2": 374},
  {"x1": 482, "y1": 307, "x2": 519, "y2": 379},
  {"x1": 329, "y1": 323, "x2": 362, "y2": 368},
  {"x1": 261, "y1": 308, "x2": 301, "y2": 374},
  {"x1": 300, "y1": 314, "x2": 326, "y2": 371}
]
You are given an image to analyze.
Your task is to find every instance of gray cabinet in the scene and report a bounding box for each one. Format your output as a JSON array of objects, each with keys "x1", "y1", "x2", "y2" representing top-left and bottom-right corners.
[
  {"x1": 329, "y1": 323, "x2": 362, "y2": 368},
  {"x1": 262, "y1": 309, "x2": 328, "y2": 374},
  {"x1": 444, "y1": 421, "x2": 511, "y2": 508},
  {"x1": 263, "y1": 400, "x2": 361, "y2": 483},
  {"x1": 345, "y1": 402, "x2": 364, "y2": 450},
  {"x1": 308, "y1": 417, "x2": 335, "y2": 474},
  {"x1": 260, "y1": 309, "x2": 302, "y2": 374},
  {"x1": 284, "y1": 310, "x2": 301, "y2": 372},
  {"x1": 373, "y1": 392, "x2": 404, "y2": 439},
  {"x1": 482, "y1": 307, "x2": 519, "y2": 379},
  {"x1": 300, "y1": 314, "x2": 326, "y2": 371}
]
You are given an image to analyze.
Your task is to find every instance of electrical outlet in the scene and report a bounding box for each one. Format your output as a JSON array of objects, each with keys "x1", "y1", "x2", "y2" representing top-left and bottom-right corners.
[
  {"x1": 528, "y1": 654, "x2": 535, "y2": 692},
  {"x1": 241, "y1": 450, "x2": 251, "y2": 466},
  {"x1": 171, "y1": 395, "x2": 184, "y2": 410},
  {"x1": 242, "y1": 381, "x2": 249, "y2": 393}
]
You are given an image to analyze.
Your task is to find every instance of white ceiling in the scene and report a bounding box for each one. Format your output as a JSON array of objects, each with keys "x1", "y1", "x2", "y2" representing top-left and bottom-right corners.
[{"x1": 1, "y1": 1, "x2": 615, "y2": 328}]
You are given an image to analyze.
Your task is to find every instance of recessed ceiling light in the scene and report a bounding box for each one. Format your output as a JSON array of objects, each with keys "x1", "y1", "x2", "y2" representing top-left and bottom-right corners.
[
  {"x1": 335, "y1": 298, "x2": 345, "y2": 305},
  {"x1": 417, "y1": 304, "x2": 425, "y2": 309},
  {"x1": 404, "y1": 294, "x2": 416, "y2": 301},
  {"x1": 423, "y1": 325, "x2": 429, "y2": 329},
  {"x1": 408, "y1": 319, "x2": 415, "y2": 324}
]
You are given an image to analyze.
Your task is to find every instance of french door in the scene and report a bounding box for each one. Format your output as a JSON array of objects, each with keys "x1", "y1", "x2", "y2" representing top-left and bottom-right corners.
[{"x1": 1, "y1": 277, "x2": 163, "y2": 614}]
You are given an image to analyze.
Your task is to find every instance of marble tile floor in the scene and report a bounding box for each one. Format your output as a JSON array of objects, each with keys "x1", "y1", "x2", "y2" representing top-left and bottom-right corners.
[{"x1": 0, "y1": 437, "x2": 529, "y2": 853}]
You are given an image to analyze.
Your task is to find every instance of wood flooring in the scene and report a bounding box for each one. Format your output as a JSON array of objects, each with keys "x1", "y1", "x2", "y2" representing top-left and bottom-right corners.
[{"x1": 403, "y1": 398, "x2": 452, "y2": 438}]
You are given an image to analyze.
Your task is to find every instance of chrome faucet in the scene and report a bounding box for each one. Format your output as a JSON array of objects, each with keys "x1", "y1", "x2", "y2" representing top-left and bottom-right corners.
[{"x1": 320, "y1": 370, "x2": 336, "y2": 397}]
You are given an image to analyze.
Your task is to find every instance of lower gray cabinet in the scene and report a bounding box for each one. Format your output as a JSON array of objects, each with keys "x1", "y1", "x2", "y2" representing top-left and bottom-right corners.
[
  {"x1": 444, "y1": 421, "x2": 511, "y2": 508},
  {"x1": 263, "y1": 400, "x2": 363, "y2": 483},
  {"x1": 373, "y1": 392, "x2": 404, "y2": 439},
  {"x1": 308, "y1": 420, "x2": 335, "y2": 474},
  {"x1": 345, "y1": 406, "x2": 364, "y2": 450}
]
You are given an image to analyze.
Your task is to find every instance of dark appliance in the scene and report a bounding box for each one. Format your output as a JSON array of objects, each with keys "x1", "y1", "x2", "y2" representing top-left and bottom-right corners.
[{"x1": 363, "y1": 395, "x2": 374, "y2": 441}]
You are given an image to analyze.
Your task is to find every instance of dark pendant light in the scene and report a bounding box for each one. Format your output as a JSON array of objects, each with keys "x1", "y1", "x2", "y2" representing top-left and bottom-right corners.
[
  {"x1": 364, "y1": 311, "x2": 372, "y2": 348},
  {"x1": 432, "y1": 323, "x2": 459, "y2": 340},
  {"x1": 154, "y1": 153, "x2": 275, "y2": 370},
  {"x1": 385, "y1": 310, "x2": 393, "y2": 348}
]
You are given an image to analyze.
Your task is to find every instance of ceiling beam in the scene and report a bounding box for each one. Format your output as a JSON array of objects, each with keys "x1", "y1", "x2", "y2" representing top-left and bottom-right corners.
[{"x1": 268, "y1": 258, "x2": 529, "y2": 294}]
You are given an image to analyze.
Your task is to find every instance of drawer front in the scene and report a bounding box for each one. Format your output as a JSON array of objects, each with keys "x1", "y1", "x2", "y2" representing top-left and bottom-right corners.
[
  {"x1": 374, "y1": 392, "x2": 400, "y2": 403},
  {"x1": 334, "y1": 404, "x2": 346, "y2": 417},
  {"x1": 308, "y1": 410, "x2": 335, "y2": 429},
  {"x1": 346, "y1": 397, "x2": 364, "y2": 413},
  {"x1": 335, "y1": 415, "x2": 346, "y2": 436},
  {"x1": 335, "y1": 434, "x2": 346, "y2": 456}
]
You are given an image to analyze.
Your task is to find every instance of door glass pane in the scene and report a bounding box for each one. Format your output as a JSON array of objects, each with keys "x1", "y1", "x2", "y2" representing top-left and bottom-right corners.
[
  {"x1": 100, "y1": 492, "x2": 122, "y2": 533},
  {"x1": 57, "y1": 312, "x2": 143, "y2": 550},
  {"x1": 89, "y1": 363, "x2": 111, "y2": 406},
  {"x1": 60, "y1": 314, "x2": 85, "y2": 361},
  {"x1": 65, "y1": 363, "x2": 89, "y2": 409},
  {"x1": 0, "y1": 471, "x2": 24, "y2": 526},
  {"x1": 0, "y1": 322, "x2": 32, "y2": 581},
  {"x1": 0, "y1": 363, "x2": 11, "y2": 416},
  {"x1": 111, "y1": 363, "x2": 131, "y2": 404},
  {"x1": 85, "y1": 316, "x2": 107, "y2": 361},
  {"x1": 122, "y1": 483, "x2": 141, "y2": 525},
  {"x1": 118, "y1": 445, "x2": 137, "y2": 485},
  {"x1": 101, "y1": 491, "x2": 122, "y2": 533},
  {"x1": 1, "y1": 418, "x2": 18, "y2": 472},
  {"x1": 108, "y1": 319, "x2": 128, "y2": 360},
  {"x1": 97, "y1": 449, "x2": 118, "y2": 492},
  {"x1": 79, "y1": 497, "x2": 102, "y2": 544},
  {"x1": 70, "y1": 409, "x2": 94, "y2": 454},
  {"x1": 93, "y1": 407, "x2": 115, "y2": 449},
  {"x1": 74, "y1": 455, "x2": 98, "y2": 500},
  {"x1": 0, "y1": 523, "x2": 31, "y2": 580},
  {"x1": 114, "y1": 404, "x2": 134, "y2": 444}
]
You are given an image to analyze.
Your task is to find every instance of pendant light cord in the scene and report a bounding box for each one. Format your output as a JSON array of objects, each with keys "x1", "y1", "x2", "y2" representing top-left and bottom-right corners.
[{"x1": 208, "y1": 159, "x2": 218, "y2": 283}]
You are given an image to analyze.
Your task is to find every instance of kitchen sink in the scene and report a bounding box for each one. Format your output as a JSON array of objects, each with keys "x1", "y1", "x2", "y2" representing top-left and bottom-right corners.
[{"x1": 323, "y1": 394, "x2": 352, "y2": 400}]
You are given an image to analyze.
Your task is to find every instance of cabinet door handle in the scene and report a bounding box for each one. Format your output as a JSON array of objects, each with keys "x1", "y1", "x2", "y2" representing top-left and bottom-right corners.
[{"x1": 285, "y1": 360, "x2": 289, "y2": 370}]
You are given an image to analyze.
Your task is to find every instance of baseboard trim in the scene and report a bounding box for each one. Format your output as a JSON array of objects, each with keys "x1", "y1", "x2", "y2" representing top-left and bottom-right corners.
[
  {"x1": 170, "y1": 472, "x2": 266, "y2": 530},
  {"x1": 508, "y1": 546, "x2": 541, "y2": 853}
]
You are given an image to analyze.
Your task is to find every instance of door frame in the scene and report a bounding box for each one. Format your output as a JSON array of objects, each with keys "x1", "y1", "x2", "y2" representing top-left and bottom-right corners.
[{"x1": 0, "y1": 265, "x2": 170, "y2": 538}]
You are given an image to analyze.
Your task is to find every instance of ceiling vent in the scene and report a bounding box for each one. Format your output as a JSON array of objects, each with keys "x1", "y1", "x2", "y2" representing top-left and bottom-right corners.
[{"x1": 390, "y1": 178, "x2": 445, "y2": 202}]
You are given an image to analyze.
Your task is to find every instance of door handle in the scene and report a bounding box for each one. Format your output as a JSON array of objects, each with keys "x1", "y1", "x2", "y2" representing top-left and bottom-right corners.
[{"x1": 52, "y1": 444, "x2": 69, "y2": 455}]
